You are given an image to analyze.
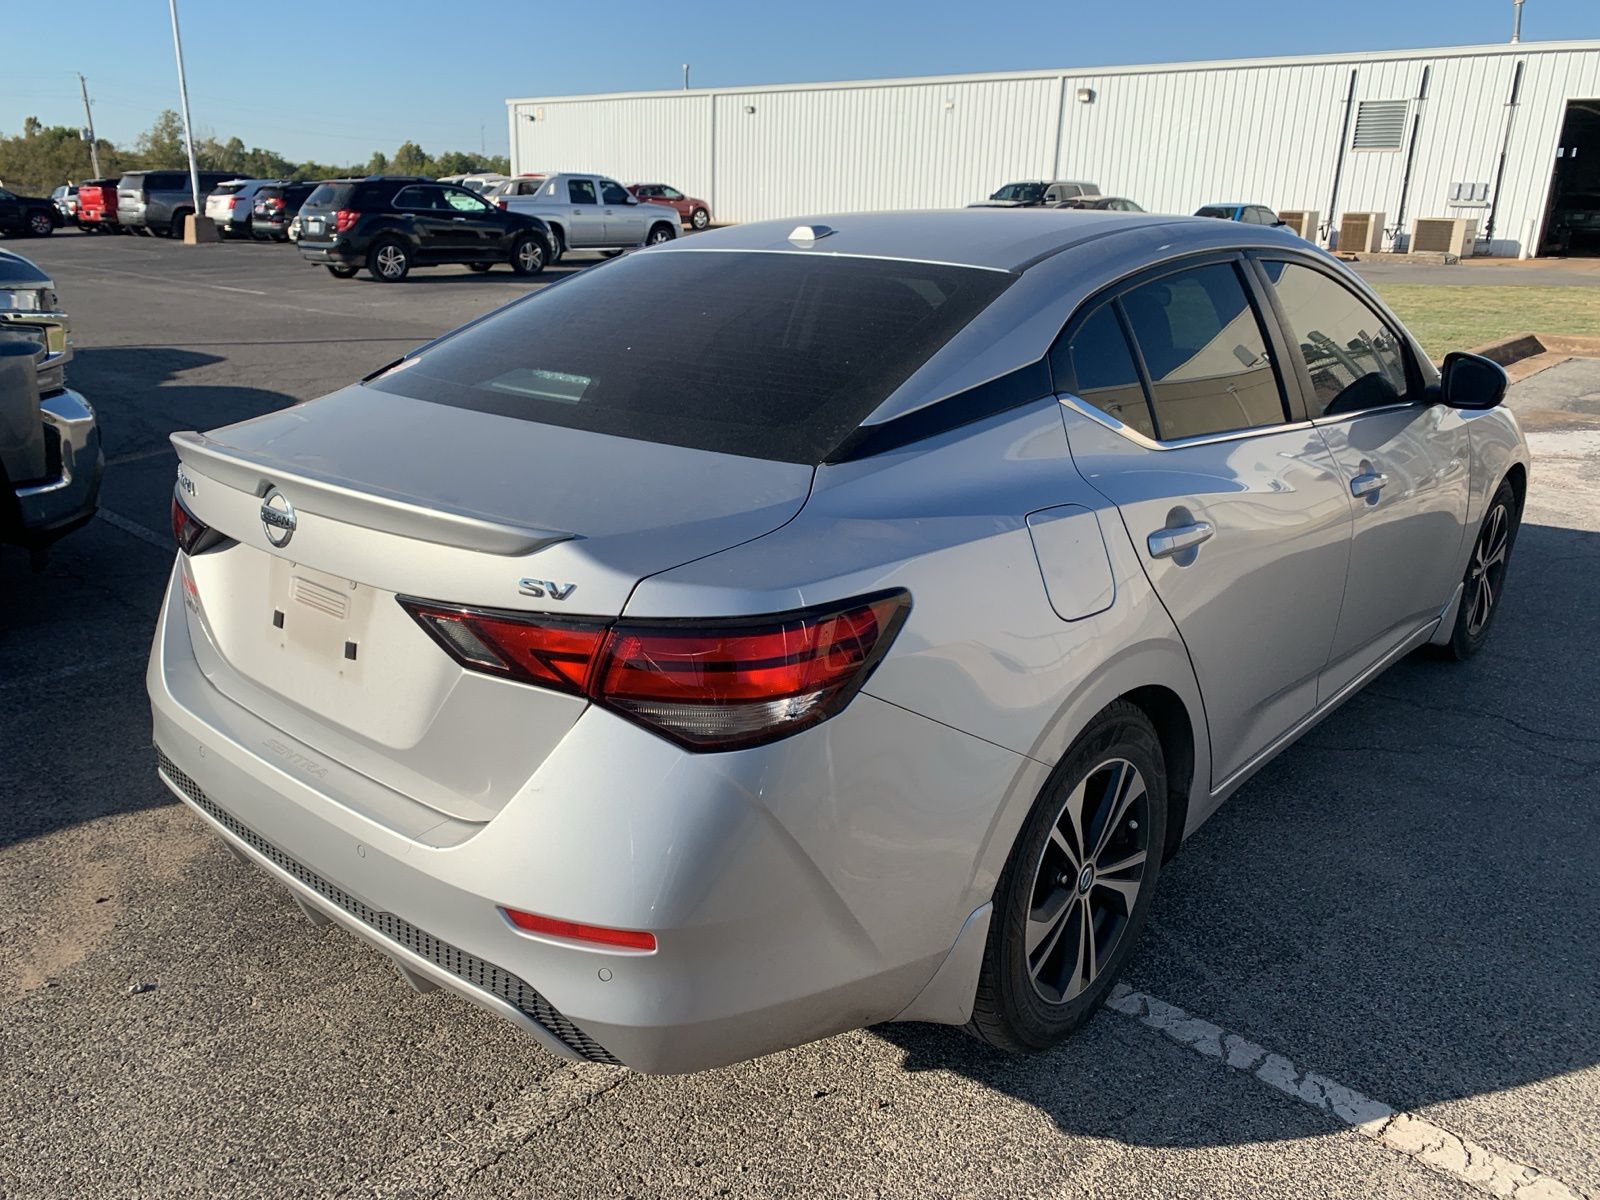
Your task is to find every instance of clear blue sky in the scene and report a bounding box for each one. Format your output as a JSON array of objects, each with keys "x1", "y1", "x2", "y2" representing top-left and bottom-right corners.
[{"x1": 4, "y1": 0, "x2": 1595, "y2": 165}]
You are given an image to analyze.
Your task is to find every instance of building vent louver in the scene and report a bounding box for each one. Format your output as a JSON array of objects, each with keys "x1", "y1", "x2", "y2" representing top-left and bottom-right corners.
[{"x1": 1352, "y1": 100, "x2": 1408, "y2": 150}]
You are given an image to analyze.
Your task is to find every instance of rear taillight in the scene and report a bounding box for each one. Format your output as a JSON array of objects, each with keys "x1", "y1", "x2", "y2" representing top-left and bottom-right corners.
[
  {"x1": 171, "y1": 495, "x2": 225, "y2": 555},
  {"x1": 334, "y1": 208, "x2": 358, "y2": 232},
  {"x1": 398, "y1": 591, "x2": 910, "y2": 751},
  {"x1": 268, "y1": 196, "x2": 286, "y2": 211},
  {"x1": 496, "y1": 199, "x2": 508, "y2": 211}
]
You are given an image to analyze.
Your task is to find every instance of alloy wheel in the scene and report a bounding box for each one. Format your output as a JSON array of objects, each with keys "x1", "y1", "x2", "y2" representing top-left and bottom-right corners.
[
  {"x1": 648, "y1": 226, "x2": 673, "y2": 244},
  {"x1": 517, "y1": 239, "x2": 543, "y2": 271},
  {"x1": 1025, "y1": 758, "x2": 1150, "y2": 1004},
  {"x1": 376, "y1": 245, "x2": 406, "y2": 278},
  {"x1": 692, "y1": 209, "x2": 709, "y2": 229},
  {"x1": 29, "y1": 212, "x2": 52, "y2": 235},
  {"x1": 1466, "y1": 500, "x2": 1511, "y2": 636}
]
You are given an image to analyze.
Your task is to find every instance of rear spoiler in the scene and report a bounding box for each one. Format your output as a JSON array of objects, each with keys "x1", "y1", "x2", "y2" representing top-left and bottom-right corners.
[{"x1": 170, "y1": 430, "x2": 574, "y2": 557}]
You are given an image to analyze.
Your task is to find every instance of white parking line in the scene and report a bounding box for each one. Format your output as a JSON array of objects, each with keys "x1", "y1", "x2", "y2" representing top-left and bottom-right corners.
[
  {"x1": 1107, "y1": 985, "x2": 1591, "y2": 1199},
  {"x1": 97, "y1": 507, "x2": 171, "y2": 552}
]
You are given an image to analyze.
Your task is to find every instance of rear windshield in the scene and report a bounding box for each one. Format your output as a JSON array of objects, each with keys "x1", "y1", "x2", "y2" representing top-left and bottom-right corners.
[
  {"x1": 213, "y1": 182, "x2": 246, "y2": 196},
  {"x1": 368, "y1": 250, "x2": 1013, "y2": 463},
  {"x1": 304, "y1": 183, "x2": 356, "y2": 209},
  {"x1": 1196, "y1": 206, "x2": 1235, "y2": 219}
]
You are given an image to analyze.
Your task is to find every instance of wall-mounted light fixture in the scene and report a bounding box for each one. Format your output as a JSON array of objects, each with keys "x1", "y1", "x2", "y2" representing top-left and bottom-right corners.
[
  {"x1": 1076, "y1": 87, "x2": 1096, "y2": 104},
  {"x1": 943, "y1": 98, "x2": 955, "y2": 111},
  {"x1": 744, "y1": 105, "x2": 756, "y2": 114}
]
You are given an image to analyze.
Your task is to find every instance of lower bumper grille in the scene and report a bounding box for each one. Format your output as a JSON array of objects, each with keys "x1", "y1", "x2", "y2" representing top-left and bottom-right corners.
[{"x1": 154, "y1": 748, "x2": 620, "y2": 1065}]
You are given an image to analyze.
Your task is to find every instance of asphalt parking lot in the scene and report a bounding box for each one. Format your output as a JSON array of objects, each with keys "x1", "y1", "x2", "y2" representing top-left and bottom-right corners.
[{"x1": 2, "y1": 231, "x2": 1598, "y2": 1199}]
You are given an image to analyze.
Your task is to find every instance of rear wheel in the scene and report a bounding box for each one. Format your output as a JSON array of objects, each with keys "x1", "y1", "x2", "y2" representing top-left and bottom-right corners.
[
  {"x1": 467, "y1": 262, "x2": 492, "y2": 272},
  {"x1": 27, "y1": 211, "x2": 54, "y2": 237},
  {"x1": 509, "y1": 233, "x2": 546, "y2": 276},
  {"x1": 1437, "y1": 478, "x2": 1520, "y2": 660},
  {"x1": 170, "y1": 211, "x2": 191, "y2": 238},
  {"x1": 324, "y1": 264, "x2": 358, "y2": 279},
  {"x1": 968, "y1": 700, "x2": 1167, "y2": 1053},
  {"x1": 646, "y1": 222, "x2": 676, "y2": 246},
  {"x1": 689, "y1": 207, "x2": 710, "y2": 230},
  {"x1": 368, "y1": 239, "x2": 411, "y2": 282}
]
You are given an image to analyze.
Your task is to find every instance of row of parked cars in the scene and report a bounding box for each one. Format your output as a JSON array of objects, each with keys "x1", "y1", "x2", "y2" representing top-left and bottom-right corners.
[{"x1": 972, "y1": 179, "x2": 1296, "y2": 229}]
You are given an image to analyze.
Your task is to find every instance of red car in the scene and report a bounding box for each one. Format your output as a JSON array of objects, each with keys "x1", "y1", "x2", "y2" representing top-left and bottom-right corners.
[
  {"x1": 76, "y1": 179, "x2": 119, "y2": 233},
  {"x1": 627, "y1": 183, "x2": 711, "y2": 230}
]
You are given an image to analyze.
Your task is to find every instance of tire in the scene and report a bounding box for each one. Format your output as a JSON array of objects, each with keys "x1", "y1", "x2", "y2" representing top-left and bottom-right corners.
[
  {"x1": 548, "y1": 227, "x2": 565, "y2": 264},
  {"x1": 170, "y1": 211, "x2": 191, "y2": 238},
  {"x1": 646, "y1": 222, "x2": 676, "y2": 246},
  {"x1": 324, "y1": 264, "x2": 358, "y2": 279},
  {"x1": 1436, "y1": 478, "x2": 1521, "y2": 661},
  {"x1": 689, "y1": 207, "x2": 710, "y2": 230},
  {"x1": 468, "y1": 262, "x2": 492, "y2": 272},
  {"x1": 968, "y1": 700, "x2": 1168, "y2": 1053},
  {"x1": 367, "y1": 239, "x2": 410, "y2": 282},
  {"x1": 598, "y1": 249, "x2": 624, "y2": 259},
  {"x1": 27, "y1": 211, "x2": 54, "y2": 236},
  {"x1": 508, "y1": 233, "x2": 547, "y2": 276}
]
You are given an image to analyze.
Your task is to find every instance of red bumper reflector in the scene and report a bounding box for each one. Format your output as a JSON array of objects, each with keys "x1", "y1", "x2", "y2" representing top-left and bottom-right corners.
[{"x1": 502, "y1": 907, "x2": 657, "y2": 952}]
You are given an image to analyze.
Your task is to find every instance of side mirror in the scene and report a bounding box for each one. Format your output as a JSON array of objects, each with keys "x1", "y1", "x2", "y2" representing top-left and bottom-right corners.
[
  {"x1": 1272, "y1": 220, "x2": 1289, "y2": 228},
  {"x1": 1439, "y1": 351, "x2": 1508, "y2": 411}
]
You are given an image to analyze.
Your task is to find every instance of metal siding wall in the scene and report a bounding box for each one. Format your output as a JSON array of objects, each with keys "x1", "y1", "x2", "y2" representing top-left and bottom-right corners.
[
  {"x1": 507, "y1": 45, "x2": 1600, "y2": 254},
  {"x1": 511, "y1": 95, "x2": 713, "y2": 202},
  {"x1": 710, "y1": 78, "x2": 1059, "y2": 223}
]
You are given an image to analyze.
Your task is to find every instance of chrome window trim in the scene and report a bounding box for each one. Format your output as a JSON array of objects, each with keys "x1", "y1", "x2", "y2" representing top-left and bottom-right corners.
[
  {"x1": 657, "y1": 246, "x2": 1015, "y2": 274},
  {"x1": 1308, "y1": 400, "x2": 1424, "y2": 426},
  {"x1": 1057, "y1": 392, "x2": 1314, "y2": 452}
]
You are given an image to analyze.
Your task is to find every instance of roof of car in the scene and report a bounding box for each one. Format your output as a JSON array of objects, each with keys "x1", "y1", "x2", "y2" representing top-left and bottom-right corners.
[{"x1": 653, "y1": 208, "x2": 1299, "y2": 273}]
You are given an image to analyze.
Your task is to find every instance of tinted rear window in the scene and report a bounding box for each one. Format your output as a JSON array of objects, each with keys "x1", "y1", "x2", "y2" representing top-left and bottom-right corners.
[
  {"x1": 368, "y1": 250, "x2": 1013, "y2": 463},
  {"x1": 213, "y1": 182, "x2": 246, "y2": 196},
  {"x1": 304, "y1": 183, "x2": 355, "y2": 209}
]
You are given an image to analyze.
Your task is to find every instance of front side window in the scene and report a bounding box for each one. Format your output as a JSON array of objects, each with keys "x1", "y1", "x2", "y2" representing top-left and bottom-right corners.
[
  {"x1": 567, "y1": 179, "x2": 597, "y2": 205},
  {"x1": 1051, "y1": 303, "x2": 1156, "y2": 439},
  {"x1": 660, "y1": 186, "x2": 683, "y2": 200},
  {"x1": 599, "y1": 180, "x2": 630, "y2": 205},
  {"x1": 1261, "y1": 261, "x2": 1413, "y2": 417},
  {"x1": 1120, "y1": 263, "x2": 1287, "y2": 440}
]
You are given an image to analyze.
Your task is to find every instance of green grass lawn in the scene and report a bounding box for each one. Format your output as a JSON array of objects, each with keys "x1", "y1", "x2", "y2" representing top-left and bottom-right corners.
[{"x1": 1372, "y1": 285, "x2": 1600, "y2": 360}]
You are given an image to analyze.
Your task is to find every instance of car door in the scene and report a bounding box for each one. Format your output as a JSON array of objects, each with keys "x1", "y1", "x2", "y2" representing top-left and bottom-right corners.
[
  {"x1": 1252, "y1": 256, "x2": 1472, "y2": 699},
  {"x1": 1052, "y1": 256, "x2": 1354, "y2": 786},
  {"x1": 440, "y1": 185, "x2": 505, "y2": 258},
  {"x1": 564, "y1": 177, "x2": 601, "y2": 246},
  {"x1": 599, "y1": 178, "x2": 645, "y2": 244},
  {"x1": 392, "y1": 184, "x2": 456, "y2": 259}
]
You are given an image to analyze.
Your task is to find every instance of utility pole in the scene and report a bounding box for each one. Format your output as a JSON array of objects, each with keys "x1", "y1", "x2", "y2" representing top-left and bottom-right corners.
[
  {"x1": 77, "y1": 74, "x2": 102, "y2": 178},
  {"x1": 167, "y1": 0, "x2": 203, "y2": 226}
]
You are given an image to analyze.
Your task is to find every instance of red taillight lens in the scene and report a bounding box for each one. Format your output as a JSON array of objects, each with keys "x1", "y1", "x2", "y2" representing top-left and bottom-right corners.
[
  {"x1": 269, "y1": 196, "x2": 286, "y2": 211},
  {"x1": 333, "y1": 208, "x2": 358, "y2": 232},
  {"x1": 397, "y1": 591, "x2": 909, "y2": 750},
  {"x1": 502, "y1": 907, "x2": 656, "y2": 952},
  {"x1": 171, "y1": 495, "x2": 224, "y2": 555},
  {"x1": 496, "y1": 199, "x2": 508, "y2": 211}
]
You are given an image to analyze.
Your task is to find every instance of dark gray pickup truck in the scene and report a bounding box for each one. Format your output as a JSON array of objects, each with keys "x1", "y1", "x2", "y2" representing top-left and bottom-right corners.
[{"x1": 1, "y1": 249, "x2": 102, "y2": 566}]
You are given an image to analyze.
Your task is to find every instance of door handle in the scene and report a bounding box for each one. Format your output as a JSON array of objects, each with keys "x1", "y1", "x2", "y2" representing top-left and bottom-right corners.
[
  {"x1": 1147, "y1": 521, "x2": 1214, "y2": 559},
  {"x1": 1350, "y1": 471, "x2": 1388, "y2": 498},
  {"x1": 451, "y1": 216, "x2": 467, "y2": 222}
]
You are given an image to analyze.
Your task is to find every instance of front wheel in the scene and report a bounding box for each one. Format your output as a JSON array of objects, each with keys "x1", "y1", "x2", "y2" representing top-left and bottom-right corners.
[
  {"x1": 646, "y1": 222, "x2": 676, "y2": 246},
  {"x1": 324, "y1": 264, "x2": 358, "y2": 279},
  {"x1": 508, "y1": 233, "x2": 546, "y2": 276},
  {"x1": 689, "y1": 207, "x2": 710, "y2": 230},
  {"x1": 968, "y1": 700, "x2": 1168, "y2": 1053},
  {"x1": 28, "y1": 211, "x2": 54, "y2": 237},
  {"x1": 367, "y1": 239, "x2": 411, "y2": 282},
  {"x1": 1437, "y1": 478, "x2": 1520, "y2": 660}
]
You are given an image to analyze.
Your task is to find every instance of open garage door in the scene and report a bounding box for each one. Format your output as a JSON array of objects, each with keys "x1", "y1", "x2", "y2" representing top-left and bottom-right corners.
[{"x1": 1540, "y1": 100, "x2": 1600, "y2": 256}]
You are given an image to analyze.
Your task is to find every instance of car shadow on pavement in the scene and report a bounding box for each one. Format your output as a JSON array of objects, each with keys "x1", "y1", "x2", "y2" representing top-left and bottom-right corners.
[{"x1": 878, "y1": 520, "x2": 1600, "y2": 1162}]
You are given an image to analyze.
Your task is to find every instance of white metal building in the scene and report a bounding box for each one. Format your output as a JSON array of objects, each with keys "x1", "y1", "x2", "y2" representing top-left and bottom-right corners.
[{"x1": 508, "y1": 40, "x2": 1600, "y2": 257}]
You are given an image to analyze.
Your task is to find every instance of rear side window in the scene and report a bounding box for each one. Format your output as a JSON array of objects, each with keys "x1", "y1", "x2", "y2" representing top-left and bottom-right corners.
[
  {"x1": 568, "y1": 179, "x2": 597, "y2": 204},
  {"x1": 1261, "y1": 261, "x2": 1413, "y2": 417},
  {"x1": 394, "y1": 186, "x2": 445, "y2": 210},
  {"x1": 368, "y1": 251, "x2": 1013, "y2": 463},
  {"x1": 1120, "y1": 263, "x2": 1288, "y2": 440},
  {"x1": 1051, "y1": 303, "x2": 1156, "y2": 438}
]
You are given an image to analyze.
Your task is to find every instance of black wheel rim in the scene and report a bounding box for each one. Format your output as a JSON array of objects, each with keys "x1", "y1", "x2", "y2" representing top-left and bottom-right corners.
[
  {"x1": 1026, "y1": 758, "x2": 1150, "y2": 1004},
  {"x1": 31, "y1": 214, "x2": 51, "y2": 234},
  {"x1": 1467, "y1": 500, "x2": 1512, "y2": 637}
]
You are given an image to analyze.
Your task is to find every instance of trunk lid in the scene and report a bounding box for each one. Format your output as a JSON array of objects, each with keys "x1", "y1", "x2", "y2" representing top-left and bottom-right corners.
[{"x1": 171, "y1": 384, "x2": 813, "y2": 826}]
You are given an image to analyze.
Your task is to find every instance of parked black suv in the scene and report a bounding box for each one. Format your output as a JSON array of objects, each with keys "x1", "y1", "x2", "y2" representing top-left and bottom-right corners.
[
  {"x1": 296, "y1": 176, "x2": 553, "y2": 281},
  {"x1": 250, "y1": 181, "x2": 318, "y2": 242},
  {"x1": 0, "y1": 188, "x2": 63, "y2": 237}
]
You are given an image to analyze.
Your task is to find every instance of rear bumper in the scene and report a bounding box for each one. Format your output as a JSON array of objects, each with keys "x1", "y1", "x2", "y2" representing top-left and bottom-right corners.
[
  {"x1": 146, "y1": 567, "x2": 1017, "y2": 1071},
  {"x1": 298, "y1": 240, "x2": 362, "y2": 266},
  {"x1": 10, "y1": 389, "x2": 103, "y2": 544}
]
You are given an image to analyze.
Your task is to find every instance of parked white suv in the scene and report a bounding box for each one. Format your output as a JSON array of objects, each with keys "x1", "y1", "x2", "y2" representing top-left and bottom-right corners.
[
  {"x1": 487, "y1": 173, "x2": 678, "y2": 261},
  {"x1": 205, "y1": 179, "x2": 287, "y2": 239}
]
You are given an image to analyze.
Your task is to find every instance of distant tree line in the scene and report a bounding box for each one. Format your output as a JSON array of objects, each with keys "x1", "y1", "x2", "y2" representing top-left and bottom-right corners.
[{"x1": 0, "y1": 111, "x2": 509, "y2": 197}]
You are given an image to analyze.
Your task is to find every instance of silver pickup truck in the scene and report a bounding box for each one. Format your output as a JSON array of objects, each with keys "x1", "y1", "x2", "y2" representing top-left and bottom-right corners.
[
  {"x1": 485, "y1": 173, "x2": 679, "y2": 261},
  {"x1": 1, "y1": 249, "x2": 102, "y2": 567}
]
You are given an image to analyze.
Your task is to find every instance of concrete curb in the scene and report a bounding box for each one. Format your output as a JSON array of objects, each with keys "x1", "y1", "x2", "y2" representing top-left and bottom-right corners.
[{"x1": 1456, "y1": 332, "x2": 1600, "y2": 383}]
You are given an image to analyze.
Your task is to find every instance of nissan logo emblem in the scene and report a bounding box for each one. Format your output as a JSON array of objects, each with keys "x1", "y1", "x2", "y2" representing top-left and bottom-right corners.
[{"x1": 260, "y1": 488, "x2": 297, "y2": 548}]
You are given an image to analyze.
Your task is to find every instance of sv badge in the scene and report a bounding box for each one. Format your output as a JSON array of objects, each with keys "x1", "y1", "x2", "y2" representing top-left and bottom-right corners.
[{"x1": 518, "y1": 578, "x2": 577, "y2": 601}]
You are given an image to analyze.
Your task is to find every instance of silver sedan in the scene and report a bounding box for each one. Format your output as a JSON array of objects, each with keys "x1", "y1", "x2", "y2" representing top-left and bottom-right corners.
[{"x1": 148, "y1": 209, "x2": 1528, "y2": 1072}]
